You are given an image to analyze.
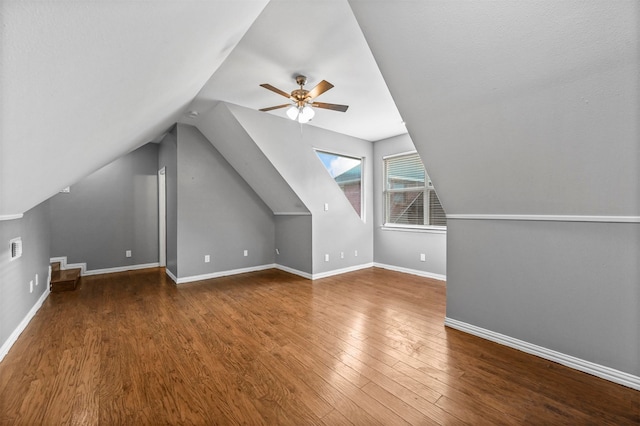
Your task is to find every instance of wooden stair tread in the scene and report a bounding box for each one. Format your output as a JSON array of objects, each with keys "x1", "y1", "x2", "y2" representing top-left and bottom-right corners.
[
  {"x1": 50, "y1": 263, "x2": 80, "y2": 292},
  {"x1": 52, "y1": 268, "x2": 80, "y2": 282}
]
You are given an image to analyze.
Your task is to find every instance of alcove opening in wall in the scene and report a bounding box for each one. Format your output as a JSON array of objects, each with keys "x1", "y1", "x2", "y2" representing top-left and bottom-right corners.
[{"x1": 315, "y1": 150, "x2": 363, "y2": 218}]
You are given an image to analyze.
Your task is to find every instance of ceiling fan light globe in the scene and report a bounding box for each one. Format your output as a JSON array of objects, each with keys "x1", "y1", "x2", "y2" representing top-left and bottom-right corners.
[
  {"x1": 298, "y1": 105, "x2": 315, "y2": 123},
  {"x1": 286, "y1": 106, "x2": 299, "y2": 120}
]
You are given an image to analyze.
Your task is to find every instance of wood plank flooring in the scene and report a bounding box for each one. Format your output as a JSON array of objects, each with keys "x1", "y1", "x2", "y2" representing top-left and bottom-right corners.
[{"x1": 0, "y1": 267, "x2": 638, "y2": 425}]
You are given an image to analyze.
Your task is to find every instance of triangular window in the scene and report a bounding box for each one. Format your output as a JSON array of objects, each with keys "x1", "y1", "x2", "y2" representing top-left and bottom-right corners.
[{"x1": 315, "y1": 150, "x2": 362, "y2": 218}]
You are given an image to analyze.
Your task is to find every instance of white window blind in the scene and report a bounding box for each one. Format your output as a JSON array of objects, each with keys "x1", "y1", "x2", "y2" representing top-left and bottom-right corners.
[{"x1": 384, "y1": 153, "x2": 446, "y2": 228}]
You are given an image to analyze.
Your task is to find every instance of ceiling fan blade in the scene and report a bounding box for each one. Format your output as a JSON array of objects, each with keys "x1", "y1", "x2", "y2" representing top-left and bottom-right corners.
[
  {"x1": 260, "y1": 83, "x2": 292, "y2": 99},
  {"x1": 311, "y1": 102, "x2": 349, "y2": 112},
  {"x1": 259, "y1": 104, "x2": 291, "y2": 112},
  {"x1": 306, "y1": 80, "x2": 334, "y2": 100}
]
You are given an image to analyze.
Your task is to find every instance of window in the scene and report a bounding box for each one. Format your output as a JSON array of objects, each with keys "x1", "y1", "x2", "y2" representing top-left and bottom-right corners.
[
  {"x1": 384, "y1": 152, "x2": 446, "y2": 228},
  {"x1": 316, "y1": 150, "x2": 363, "y2": 218}
]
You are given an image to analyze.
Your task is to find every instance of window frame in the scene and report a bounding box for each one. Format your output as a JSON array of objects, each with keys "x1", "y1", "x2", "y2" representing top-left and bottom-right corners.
[{"x1": 382, "y1": 151, "x2": 446, "y2": 233}]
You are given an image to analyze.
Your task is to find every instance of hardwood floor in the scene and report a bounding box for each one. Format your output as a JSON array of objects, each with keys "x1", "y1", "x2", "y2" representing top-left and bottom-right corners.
[{"x1": 0, "y1": 267, "x2": 638, "y2": 425}]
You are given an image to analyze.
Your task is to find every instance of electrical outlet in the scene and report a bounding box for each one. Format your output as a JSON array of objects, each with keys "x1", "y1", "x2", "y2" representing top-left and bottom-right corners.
[
  {"x1": 204, "y1": 255, "x2": 210, "y2": 263},
  {"x1": 126, "y1": 250, "x2": 132, "y2": 258},
  {"x1": 340, "y1": 251, "x2": 344, "y2": 259},
  {"x1": 30, "y1": 280, "x2": 33, "y2": 293},
  {"x1": 325, "y1": 254, "x2": 329, "y2": 262},
  {"x1": 354, "y1": 250, "x2": 358, "y2": 257},
  {"x1": 275, "y1": 248, "x2": 280, "y2": 255},
  {"x1": 324, "y1": 203, "x2": 329, "y2": 211},
  {"x1": 35, "y1": 274, "x2": 38, "y2": 286},
  {"x1": 420, "y1": 253, "x2": 426, "y2": 262},
  {"x1": 244, "y1": 250, "x2": 248, "y2": 257}
]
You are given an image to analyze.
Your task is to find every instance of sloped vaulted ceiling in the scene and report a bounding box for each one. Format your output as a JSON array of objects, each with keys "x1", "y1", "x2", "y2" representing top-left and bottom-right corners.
[
  {"x1": 2, "y1": 0, "x2": 410, "y2": 218},
  {"x1": 349, "y1": 1, "x2": 640, "y2": 216},
  {"x1": 0, "y1": 0, "x2": 269, "y2": 216},
  {"x1": 188, "y1": 0, "x2": 405, "y2": 142}
]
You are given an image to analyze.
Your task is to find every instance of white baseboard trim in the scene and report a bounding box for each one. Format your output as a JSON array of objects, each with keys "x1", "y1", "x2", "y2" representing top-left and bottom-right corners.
[
  {"x1": 50, "y1": 256, "x2": 87, "y2": 275},
  {"x1": 275, "y1": 264, "x2": 312, "y2": 280},
  {"x1": 50, "y1": 256, "x2": 66, "y2": 265},
  {"x1": 311, "y1": 262, "x2": 374, "y2": 280},
  {"x1": 444, "y1": 317, "x2": 640, "y2": 391},
  {"x1": 374, "y1": 262, "x2": 446, "y2": 282},
  {"x1": 51, "y1": 257, "x2": 160, "y2": 277},
  {"x1": 0, "y1": 287, "x2": 50, "y2": 363},
  {"x1": 172, "y1": 262, "x2": 436, "y2": 283},
  {"x1": 84, "y1": 262, "x2": 160, "y2": 276},
  {"x1": 53, "y1": 259, "x2": 439, "y2": 286},
  {"x1": 175, "y1": 264, "x2": 276, "y2": 285},
  {"x1": 165, "y1": 268, "x2": 178, "y2": 284}
]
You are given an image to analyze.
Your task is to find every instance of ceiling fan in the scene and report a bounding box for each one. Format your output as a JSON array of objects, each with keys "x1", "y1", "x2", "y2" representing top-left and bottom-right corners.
[{"x1": 259, "y1": 75, "x2": 349, "y2": 123}]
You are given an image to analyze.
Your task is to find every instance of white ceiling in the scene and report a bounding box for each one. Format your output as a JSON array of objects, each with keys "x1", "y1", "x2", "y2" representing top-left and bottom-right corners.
[
  {"x1": 182, "y1": 0, "x2": 406, "y2": 142},
  {"x1": 1, "y1": 0, "x2": 405, "y2": 216}
]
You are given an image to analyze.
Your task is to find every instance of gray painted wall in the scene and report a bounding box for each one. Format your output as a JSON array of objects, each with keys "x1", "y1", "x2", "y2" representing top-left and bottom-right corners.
[
  {"x1": 175, "y1": 124, "x2": 275, "y2": 279},
  {"x1": 223, "y1": 104, "x2": 374, "y2": 275},
  {"x1": 0, "y1": 201, "x2": 51, "y2": 352},
  {"x1": 197, "y1": 103, "x2": 308, "y2": 215},
  {"x1": 447, "y1": 219, "x2": 640, "y2": 376},
  {"x1": 373, "y1": 134, "x2": 446, "y2": 277},
  {"x1": 274, "y1": 215, "x2": 312, "y2": 274},
  {"x1": 351, "y1": 1, "x2": 640, "y2": 378},
  {"x1": 159, "y1": 128, "x2": 179, "y2": 277},
  {"x1": 50, "y1": 144, "x2": 159, "y2": 271}
]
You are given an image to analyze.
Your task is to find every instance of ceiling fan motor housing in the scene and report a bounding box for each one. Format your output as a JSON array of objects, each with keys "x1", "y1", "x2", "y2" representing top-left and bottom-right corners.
[
  {"x1": 293, "y1": 75, "x2": 310, "y2": 106},
  {"x1": 292, "y1": 89, "x2": 310, "y2": 105}
]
